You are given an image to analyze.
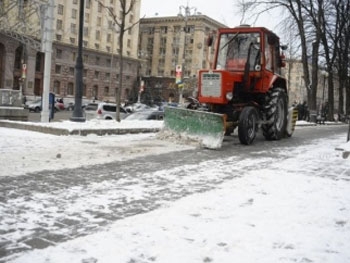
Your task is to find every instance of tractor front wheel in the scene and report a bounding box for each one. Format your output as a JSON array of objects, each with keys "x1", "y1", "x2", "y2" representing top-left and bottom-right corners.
[{"x1": 238, "y1": 106, "x2": 259, "y2": 145}]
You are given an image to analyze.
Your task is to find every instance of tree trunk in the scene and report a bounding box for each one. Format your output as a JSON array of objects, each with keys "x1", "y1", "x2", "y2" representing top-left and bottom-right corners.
[{"x1": 309, "y1": 41, "x2": 319, "y2": 111}]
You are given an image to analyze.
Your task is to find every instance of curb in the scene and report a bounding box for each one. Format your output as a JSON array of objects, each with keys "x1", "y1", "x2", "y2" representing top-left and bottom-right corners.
[
  {"x1": 0, "y1": 121, "x2": 161, "y2": 136},
  {"x1": 0, "y1": 120, "x2": 346, "y2": 137}
]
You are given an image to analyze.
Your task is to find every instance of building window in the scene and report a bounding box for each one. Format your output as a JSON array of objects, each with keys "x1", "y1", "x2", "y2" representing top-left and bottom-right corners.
[
  {"x1": 160, "y1": 26, "x2": 168, "y2": 34},
  {"x1": 70, "y1": 38, "x2": 76, "y2": 44},
  {"x1": 85, "y1": 13, "x2": 90, "y2": 23},
  {"x1": 94, "y1": 71, "x2": 100, "y2": 79},
  {"x1": 157, "y1": 69, "x2": 164, "y2": 76},
  {"x1": 95, "y1": 30, "x2": 100, "y2": 40},
  {"x1": 172, "y1": 47, "x2": 179, "y2": 56},
  {"x1": 69, "y1": 67, "x2": 75, "y2": 75},
  {"x1": 35, "y1": 52, "x2": 43, "y2": 72},
  {"x1": 159, "y1": 48, "x2": 166, "y2": 56},
  {"x1": 106, "y1": 72, "x2": 110, "y2": 79},
  {"x1": 54, "y1": 81, "x2": 60, "y2": 94},
  {"x1": 95, "y1": 56, "x2": 100, "y2": 65},
  {"x1": 104, "y1": 86, "x2": 109, "y2": 96},
  {"x1": 70, "y1": 23, "x2": 77, "y2": 34},
  {"x1": 72, "y1": 52, "x2": 76, "y2": 61},
  {"x1": 72, "y1": 9, "x2": 77, "y2": 19},
  {"x1": 98, "y1": 2, "x2": 102, "y2": 12},
  {"x1": 108, "y1": 20, "x2": 113, "y2": 29},
  {"x1": 107, "y1": 34, "x2": 112, "y2": 43},
  {"x1": 56, "y1": 34, "x2": 62, "y2": 41},
  {"x1": 127, "y1": 39, "x2": 131, "y2": 48},
  {"x1": 92, "y1": 85, "x2": 98, "y2": 98},
  {"x1": 83, "y1": 41, "x2": 88, "y2": 47},
  {"x1": 174, "y1": 26, "x2": 181, "y2": 33},
  {"x1": 83, "y1": 54, "x2": 89, "y2": 63},
  {"x1": 67, "y1": 82, "x2": 74, "y2": 95},
  {"x1": 148, "y1": 27, "x2": 155, "y2": 34},
  {"x1": 86, "y1": 0, "x2": 91, "y2": 9},
  {"x1": 83, "y1": 27, "x2": 89, "y2": 37},
  {"x1": 95, "y1": 43, "x2": 100, "y2": 49},
  {"x1": 56, "y1": 19, "x2": 63, "y2": 30},
  {"x1": 97, "y1": 17, "x2": 102, "y2": 26},
  {"x1": 73, "y1": 0, "x2": 78, "y2": 4},
  {"x1": 106, "y1": 58, "x2": 111, "y2": 66},
  {"x1": 57, "y1": 4, "x2": 63, "y2": 15},
  {"x1": 83, "y1": 69, "x2": 87, "y2": 77},
  {"x1": 55, "y1": 65, "x2": 61, "y2": 74},
  {"x1": 160, "y1": 37, "x2": 166, "y2": 47},
  {"x1": 56, "y1": 49, "x2": 62, "y2": 59}
]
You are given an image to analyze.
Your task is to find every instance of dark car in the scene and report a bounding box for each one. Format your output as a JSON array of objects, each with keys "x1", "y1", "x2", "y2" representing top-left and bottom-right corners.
[{"x1": 124, "y1": 110, "x2": 164, "y2": 120}]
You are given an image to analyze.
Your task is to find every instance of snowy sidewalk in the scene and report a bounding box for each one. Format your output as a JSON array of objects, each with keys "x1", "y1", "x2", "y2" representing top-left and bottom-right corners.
[
  {"x1": 6, "y1": 134, "x2": 350, "y2": 263},
  {"x1": 1, "y1": 124, "x2": 349, "y2": 263}
]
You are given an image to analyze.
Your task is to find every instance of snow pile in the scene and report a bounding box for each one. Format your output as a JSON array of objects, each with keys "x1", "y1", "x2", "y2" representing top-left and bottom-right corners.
[{"x1": 0, "y1": 127, "x2": 194, "y2": 177}]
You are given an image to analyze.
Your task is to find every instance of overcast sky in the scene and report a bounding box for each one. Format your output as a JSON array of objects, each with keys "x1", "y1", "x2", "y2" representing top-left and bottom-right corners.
[{"x1": 140, "y1": 0, "x2": 281, "y2": 29}]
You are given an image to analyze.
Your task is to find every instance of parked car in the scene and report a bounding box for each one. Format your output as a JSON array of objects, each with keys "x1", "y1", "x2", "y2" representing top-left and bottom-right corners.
[
  {"x1": 124, "y1": 103, "x2": 151, "y2": 113},
  {"x1": 124, "y1": 110, "x2": 164, "y2": 121},
  {"x1": 27, "y1": 99, "x2": 42, "y2": 112},
  {"x1": 27, "y1": 99, "x2": 62, "y2": 113},
  {"x1": 85, "y1": 102, "x2": 128, "y2": 120},
  {"x1": 55, "y1": 101, "x2": 65, "y2": 111}
]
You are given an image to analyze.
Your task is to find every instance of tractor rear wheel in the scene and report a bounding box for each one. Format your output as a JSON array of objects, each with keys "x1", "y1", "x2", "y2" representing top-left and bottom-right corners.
[
  {"x1": 262, "y1": 88, "x2": 288, "y2": 140},
  {"x1": 238, "y1": 106, "x2": 258, "y2": 145}
]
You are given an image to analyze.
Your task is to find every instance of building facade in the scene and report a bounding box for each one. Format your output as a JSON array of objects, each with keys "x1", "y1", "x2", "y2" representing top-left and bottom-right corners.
[
  {"x1": 0, "y1": 0, "x2": 141, "y2": 103},
  {"x1": 138, "y1": 15, "x2": 226, "y2": 102},
  {"x1": 284, "y1": 59, "x2": 340, "y2": 113}
]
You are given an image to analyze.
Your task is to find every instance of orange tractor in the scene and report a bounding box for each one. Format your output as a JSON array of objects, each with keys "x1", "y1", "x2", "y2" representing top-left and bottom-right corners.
[{"x1": 163, "y1": 25, "x2": 297, "y2": 148}]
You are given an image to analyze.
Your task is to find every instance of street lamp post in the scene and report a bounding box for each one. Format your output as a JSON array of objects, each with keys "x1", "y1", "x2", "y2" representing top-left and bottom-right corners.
[
  {"x1": 178, "y1": 3, "x2": 197, "y2": 105},
  {"x1": 40, "y1": 0, "x2": 54, "y2": 122},
  {"x1": 70, "y1": 0, "x2": 85, "y2": 122}
]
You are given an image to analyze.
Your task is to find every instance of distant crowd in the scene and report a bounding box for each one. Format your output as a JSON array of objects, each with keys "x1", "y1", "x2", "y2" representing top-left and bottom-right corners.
[{"x1": 293, "y1": 101, "x2": 329, "y2": 123}]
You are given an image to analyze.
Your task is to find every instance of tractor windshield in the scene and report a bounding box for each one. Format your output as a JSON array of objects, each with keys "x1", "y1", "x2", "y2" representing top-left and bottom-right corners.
[{"x1": 216, "y1": 32, "x2": 261, "y2": 71}]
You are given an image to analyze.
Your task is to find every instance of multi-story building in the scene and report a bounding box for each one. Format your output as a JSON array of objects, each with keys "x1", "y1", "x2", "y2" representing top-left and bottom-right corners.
[
  {"x1": 284, "y1": 59, "x2": 340, "y2": 112},
  {"x1": 0, "y1": 0, "x2": 140, "y2": 103},
  {"x1": 138, "y1": 15, "x2": 226, "y2": 102}
]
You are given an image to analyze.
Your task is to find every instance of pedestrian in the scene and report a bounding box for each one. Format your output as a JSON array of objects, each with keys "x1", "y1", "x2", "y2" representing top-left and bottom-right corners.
[{"x1": 322, "y1": 101, "x2": 329, "y2": 121}]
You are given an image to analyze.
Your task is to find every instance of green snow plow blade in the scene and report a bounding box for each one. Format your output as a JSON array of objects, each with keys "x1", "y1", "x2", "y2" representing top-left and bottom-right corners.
[{"x1": 162, "y1": 107, "x2": 226, "y2": 149}]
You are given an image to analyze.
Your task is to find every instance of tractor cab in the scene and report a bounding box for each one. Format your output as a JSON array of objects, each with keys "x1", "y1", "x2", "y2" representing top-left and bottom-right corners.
[{"x1": 213, "y1": 26, "x2": 286, "y2": 76}]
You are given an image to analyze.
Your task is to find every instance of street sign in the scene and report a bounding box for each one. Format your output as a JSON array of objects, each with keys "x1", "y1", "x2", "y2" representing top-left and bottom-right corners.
[
  {"x1": 175, "y1": 65, "x2": 182, "y2": 84},
  {"x1": 22, "y1": 64, "x2": 27, "y2": 79}
]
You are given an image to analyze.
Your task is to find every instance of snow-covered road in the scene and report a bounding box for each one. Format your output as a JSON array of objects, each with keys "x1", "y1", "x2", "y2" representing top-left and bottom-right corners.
[{"x1": 1, "y1": 124, "x2": 349, "y2": 262}]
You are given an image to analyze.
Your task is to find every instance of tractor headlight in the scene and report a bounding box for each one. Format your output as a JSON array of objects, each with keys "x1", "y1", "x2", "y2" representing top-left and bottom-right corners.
[{"x1": 226, "y1": 92, "x2": 233, "y2": 101}]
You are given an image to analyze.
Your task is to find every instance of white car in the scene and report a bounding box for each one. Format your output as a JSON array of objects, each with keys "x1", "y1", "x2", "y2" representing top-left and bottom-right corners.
[
  {"x1": 85, "y1": 102, "x2": 128, "y2": 120},
  {"x1": 27, "y1": 99, "x2": 42, "y2": 112}
]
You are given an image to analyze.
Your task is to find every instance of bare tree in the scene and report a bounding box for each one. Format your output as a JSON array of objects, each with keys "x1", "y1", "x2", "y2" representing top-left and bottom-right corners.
[
  {"x1": 332, "y1": 0, "x2": 350, "y2": 116},
  {"x1": 237, "y1": 0, "x2": 349, "y2": 120},
  {"x1": 96, "y1": 0, "x2": 139, "y2": 122},
  {"x1": 236, "y1": 0, "x2": 314, "y2": 108}
]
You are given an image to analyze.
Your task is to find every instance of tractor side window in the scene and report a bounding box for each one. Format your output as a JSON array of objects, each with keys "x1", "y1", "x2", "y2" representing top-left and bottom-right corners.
[
  {"x1": 265, "y1": 35, "x2": 273, "y2": 71},
  {"x1": 265, "y1": 34, "x2": 281, "y2": 74}
]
